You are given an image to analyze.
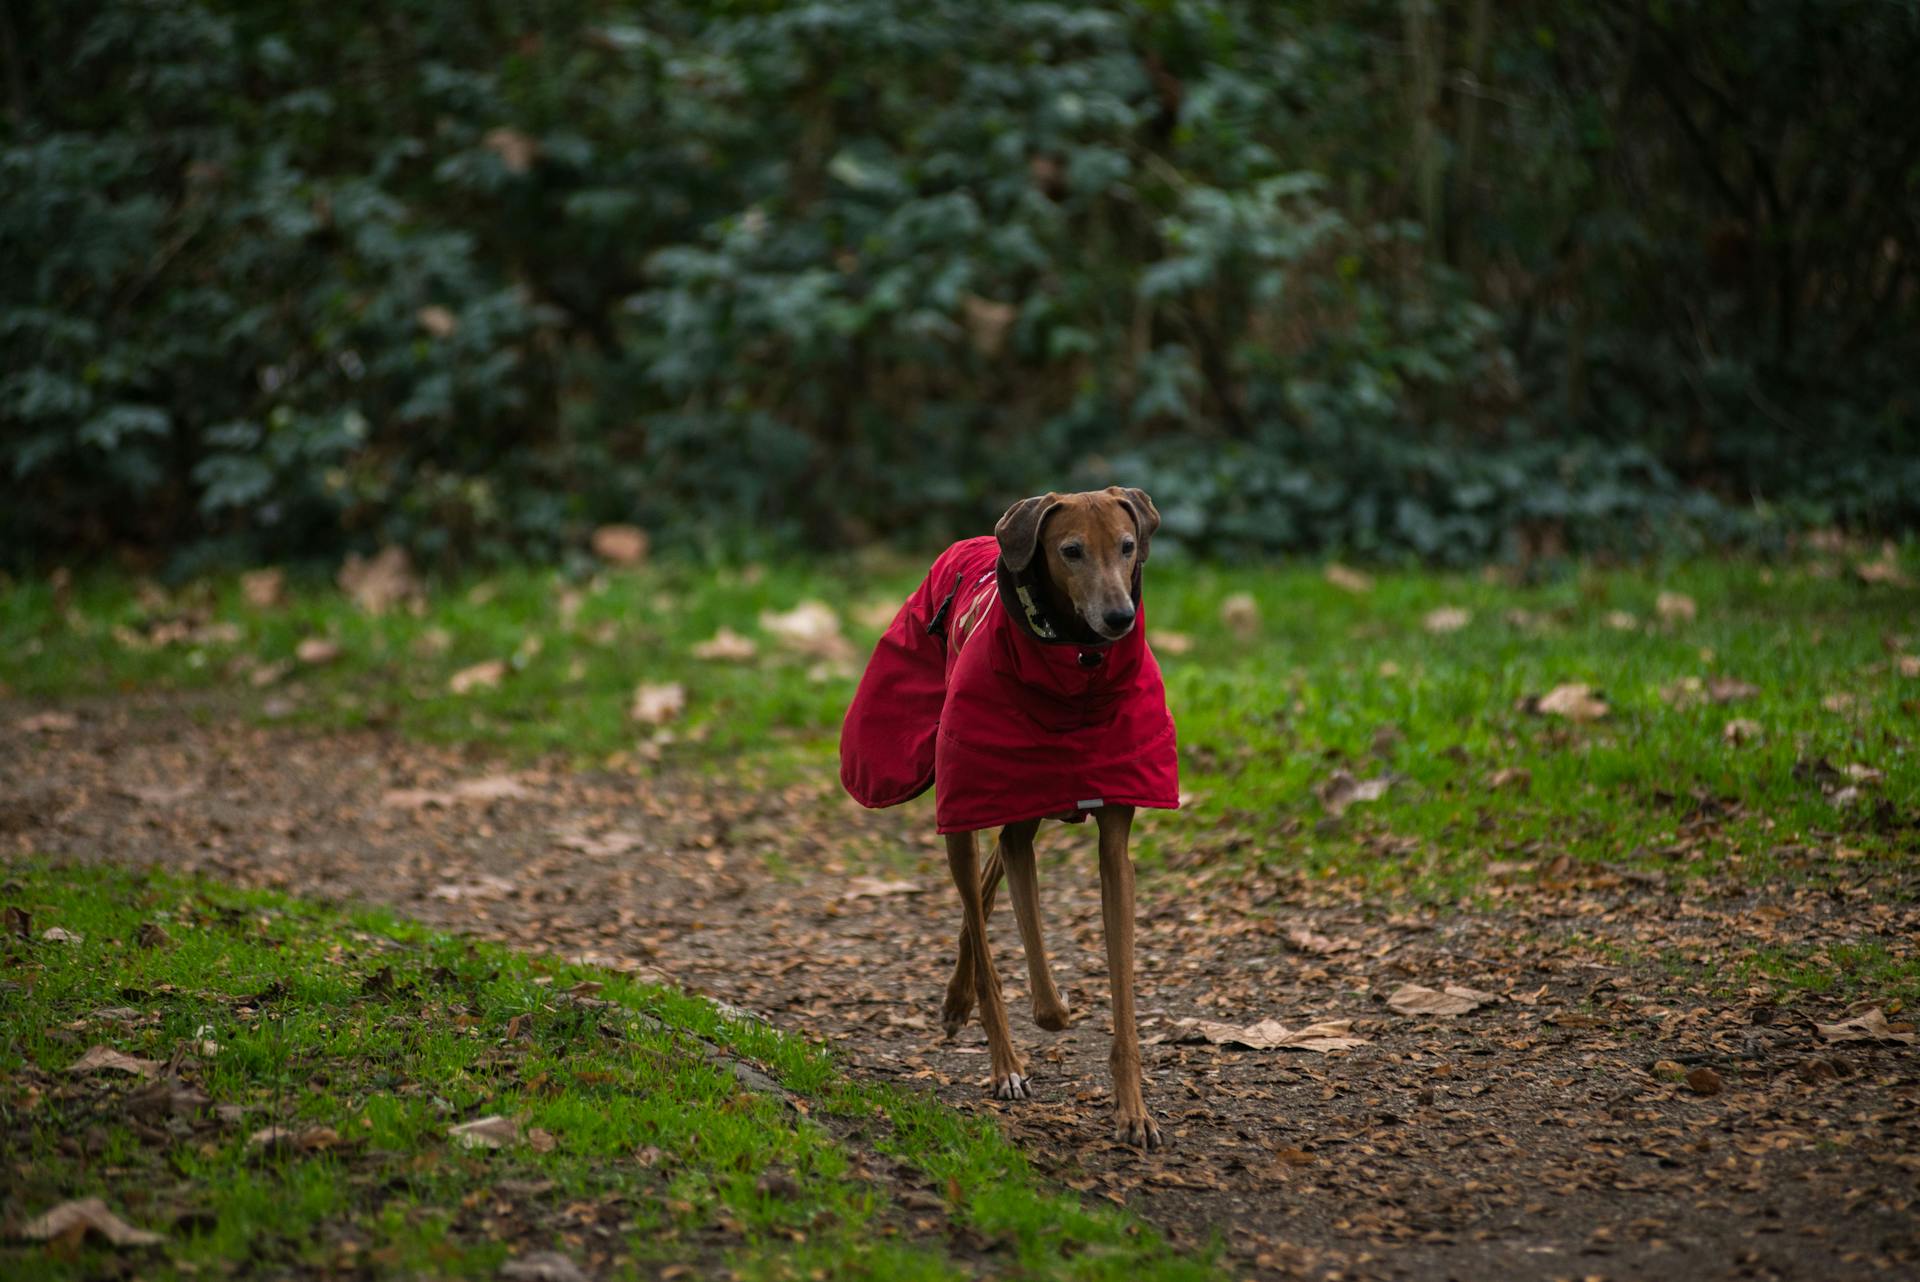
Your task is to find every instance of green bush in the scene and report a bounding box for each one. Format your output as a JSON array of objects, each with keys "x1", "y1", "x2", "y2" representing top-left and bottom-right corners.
[{"x1": 3, "y1": 1, "x2": 1915, "y2": 570}]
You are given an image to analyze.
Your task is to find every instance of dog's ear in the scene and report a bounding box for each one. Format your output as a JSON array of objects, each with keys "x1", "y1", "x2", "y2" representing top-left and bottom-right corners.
[
  {"x1": 1108, "y1": 486, "x2": 1160, "y2": 563},
  {"x1": 995, "y1": 493, "x2": 1064, "y2": 572}
]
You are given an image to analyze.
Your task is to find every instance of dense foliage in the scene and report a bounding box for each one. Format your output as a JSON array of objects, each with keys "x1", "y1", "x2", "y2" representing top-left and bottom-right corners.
[{"x1": 4, "y1": 0, "x2": 1916, "y2": 569}]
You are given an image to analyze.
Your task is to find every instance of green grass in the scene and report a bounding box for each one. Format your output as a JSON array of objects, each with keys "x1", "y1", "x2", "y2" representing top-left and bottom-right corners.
[
  {"x1": 4, "y1": 546, "x2": 1914, "y2": 899},
  {"x1": 0, "y1": 859, "x2": 1215, "y2": 1281}
]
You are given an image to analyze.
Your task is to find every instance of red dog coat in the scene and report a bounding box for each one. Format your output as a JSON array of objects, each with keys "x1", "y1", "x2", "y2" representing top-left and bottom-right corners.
[{"x1": 839, "y1": 535, "x2": 1179, "y2": 833}]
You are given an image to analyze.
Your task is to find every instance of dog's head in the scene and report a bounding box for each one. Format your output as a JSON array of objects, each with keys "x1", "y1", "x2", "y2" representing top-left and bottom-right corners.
[{"x1": 996, "y1": 486, "x2": 1160, "y2": 642}]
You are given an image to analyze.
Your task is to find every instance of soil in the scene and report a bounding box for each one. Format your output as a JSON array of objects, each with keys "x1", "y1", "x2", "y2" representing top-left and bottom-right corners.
[{"x1": 6, "y1": 694, "x2": 1917, "y2": 1281}]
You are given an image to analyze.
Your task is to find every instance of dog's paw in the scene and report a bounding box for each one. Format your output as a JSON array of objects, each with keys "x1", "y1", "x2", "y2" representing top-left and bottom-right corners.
[
  {"x1": 991, "y1": 1072, "x2": 1031, "y2": 1101},
  {"x1": 940, "y1": 999, "x2": 973, "y2": 1041},
  {"x1": 1032, "y1": 998, "x2": 1071, "y2": 1032},
  {"x1": 1112, "y1": 1112, "x2": 1164, "y2": 1150}
]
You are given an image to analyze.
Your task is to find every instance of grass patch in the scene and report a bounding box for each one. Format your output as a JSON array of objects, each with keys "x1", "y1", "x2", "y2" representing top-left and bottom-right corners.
[
  {"x1": 3, "y1": 544, "x2": 1915, "y2": 898},
  {"x1": 0, "y1": 859, "x2": 1214, "y2": 1281}
]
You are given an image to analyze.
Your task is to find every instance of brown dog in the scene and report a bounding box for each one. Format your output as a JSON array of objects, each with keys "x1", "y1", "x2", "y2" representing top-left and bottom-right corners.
[
  {"x1": 935, "y1": 490, "x2": 1171, "y2": 1148},
  {"x1": 842, "y1": 487, "x2": 1177, "y2": 1146}
]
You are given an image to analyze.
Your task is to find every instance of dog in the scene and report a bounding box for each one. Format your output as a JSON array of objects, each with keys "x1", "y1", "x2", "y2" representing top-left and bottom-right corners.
[{"x1": 841, "y1": 487, "x2": 1178, "y2": 1148}]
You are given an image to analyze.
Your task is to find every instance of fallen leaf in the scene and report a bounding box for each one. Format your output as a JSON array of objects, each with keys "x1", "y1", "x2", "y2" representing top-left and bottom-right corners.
[
  {"x1": 629, "y1": 682, "x2": 687, "y2": 726},
  {"x1": 1282, "y1": 925, "x2": 1358, "y2": 955},
  {"x1": 1821, "y1": 692, "x2": 1857, "y2": 712},
  {"x1": 428, "y1": 874, "x2": 517, "y2": 902},
  {"x1": 449, "y1": 1114, "x2": 520, "y2": 1149},
  {"x1": 1843, "y1": 763, "x2": 1885, "y2": 785},
  {"x1": 1422, "y1": 606, "x2": 1471, "y2": 634},
  {"x1": 4, "y1": 906, "x2": 27, "y2": 939},
  {"x1": 760, "y1": 601, "x2": 852, "y2": 661},
  {"x1": 1386, "y1": 983, "x2": 1498, "y2": 1017},
  {"x1": 1896, "y1": 654, "x2": 1920, "y2": 678},
  {"x1": 499, "y1": 1252, "x2": 587, "y2": 1282},
  {"x1": 337, "y1": 546, "x2": 420, "y2": 615},
  {"x1": 1813, "y1": 1009, "x2": 1916, "y2": 1044},
  {"x1": 17, "y1": 1198, "x2": 163, "y2": 1247},
  {"x1": 1316, "y1": 769, "x2": 1391, "y2": 817},
  {"x1": 692, "y1": 628, "x2": 757, "y2": 662},
  {"x1": 19, "y1": 711, "x2": 79, "y2": 733},
  {"x1": 249, "y1": 1125, "x2": 340, "y2": 1153},
  {"x1": 41, "y1": 926, "x2": 83, "y2": 944},
  {"x1": 591, "y1": 524, "x2": 649, "y2": 566},
  {"x1": 1656, "y1": 591, "x2": 1697, "y2": 624},
  {"x1": 68, "y1": 1045, "x2": 160, "y2": 1077},
  {"x1": 135, "y1": 922, "x2": 172, "y2": 948},
  {"x1": 1706, "y1": 676, "x2": 1760, "y2": 703},
  {"x1": 449, "y1": 660, "x2": 508, "y2": 695},
  {"x1": 382, "y1": 775, "x2": 532, "y2": 808},
  {"x1": 1604, "y1": 610, "x2": 1639, "y2": 631},
  {"x1": 240, "y1": 568, "x2": 285, "y2": 608},
  {"x1": 416, "y1": 304, "x2": 458, "y2": 337},
  {"x1": 1485, "y1": 766, "x2": 1532, "y2": 793},
  {"x1": 125, "y1": 1078, "x2": 210, "y2": 1121},
  {"x1": 1324, "y1": 564, "x2": 1374, "y2": 594},
  {"x1": 1722, "y1": 717, "x2": 1763, "y2": 744},
  {"x1": 1685, "y1": 1066, "x2": 1724, "y2": 1096},
  {"x1": 839, "y1": 876, "x2": 922, "y2": 902},
  {"x1": 1219, "y1": 592, "x2": 1261, "y2": 637},
  {"x1": 1149, "y1": 630, "x2": 1194, "y2": 655},
  {"x1": 295, "y1": 637, "x2": 341, "y2": 666},
  {"x1": 1531, "y1": 683, "x2": 1609, "y2": 722},
  {"x1": 1159, "y1": 1017, "x2": 1368, "y2": 1052},
  {"x1": 484, "y1": 127, "x2": 539, "y2": 173},
  {"x1": 1854, "y1": 547, "x2": 1910, "y2": 586},
  {"x1": 961, "y1": 293, "x2": 1017, "y2": 357}
]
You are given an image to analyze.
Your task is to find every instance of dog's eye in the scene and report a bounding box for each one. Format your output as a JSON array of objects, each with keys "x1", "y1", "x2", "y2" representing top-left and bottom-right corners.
[
  {"x1": 1060, "y1": 544, "x2": 1084, "y2": 561},
  {"x1": 1120, "y1": 538, "x2": 1135, "y2": 557}
]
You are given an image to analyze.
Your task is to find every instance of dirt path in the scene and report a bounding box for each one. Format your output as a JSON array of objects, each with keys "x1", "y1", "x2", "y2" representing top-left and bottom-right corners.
[{"x1": 6, "y1": 696, "x2": 1917, "y2": 1280}]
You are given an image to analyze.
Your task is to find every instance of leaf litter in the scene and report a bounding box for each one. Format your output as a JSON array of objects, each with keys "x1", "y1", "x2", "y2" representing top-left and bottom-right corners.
[{"x1": 5, "y1": 700, "x2": 1918, "y2": 1281}]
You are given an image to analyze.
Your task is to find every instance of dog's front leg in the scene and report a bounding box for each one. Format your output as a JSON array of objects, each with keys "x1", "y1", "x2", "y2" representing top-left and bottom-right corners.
[
  {"x1": 945, "y1": 830, "x2": 1029, "y2": 1099},
  {"x1": 1095, "y1": 805, "x2": 1162, "y2": 1148}
]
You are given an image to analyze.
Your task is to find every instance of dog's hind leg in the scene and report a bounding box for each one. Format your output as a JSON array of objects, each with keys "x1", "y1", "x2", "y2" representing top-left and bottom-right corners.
[
  {"x1": 944, "y1": 830, "x2": 1028, "y2": 1098},
  {"x1": 940, "y1": 839, "x2": 1004, "y2": 1037},
  {"x1": 999, "y1": 819, "x2": 1069, "y2": 1031}
]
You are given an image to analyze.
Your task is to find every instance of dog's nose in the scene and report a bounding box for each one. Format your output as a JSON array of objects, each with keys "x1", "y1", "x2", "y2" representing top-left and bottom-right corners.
[{"x1": 1102, "y1": 605, "x2": 1136, "y2": 633}]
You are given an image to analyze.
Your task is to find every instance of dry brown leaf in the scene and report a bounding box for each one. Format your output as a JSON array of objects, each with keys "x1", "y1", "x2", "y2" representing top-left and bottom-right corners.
[
  {"x1": 1707, "y1": 676, "x2": 1761, "y2": 703},
  {"x1": 1532, "y1": 683, "x2": 1609, "y2": 722},
  {"x1": 1656, "y1": 590, "x2": 1697, "y2": 624},
  {"x1": 68, "y1": 1045, "x2": 160, "y2": 1077},
  {"x1": 1150, "y1": 630, "x2": 1194, "y2": 655},
  {"x1": 249, "y1": 1124, "x2": 340, "y2": 1153},
  {"x1": 428, "y1": 874, "x2": 517, "y2": 902},
  {"x1": 839, "y1": 876, "x2": 923, "y2": 902},
  {"x1": 17, "y1": 711, "x2": 79, "y2": 734},
  {"x1": 1604, "y1": 610, "x2": 1639, "y2": 631},
  {"x1": 1323, "y1": 564, "x2": 1374, "y2": 594},
  {"x1": 337, "y1": 546, "x2": 420, "y2": 614},
  {"x1": 1854, "y1": 547, "x2": 1910, "y2": 586},
  {"x1": 1386, "y1": 983, "x2": 1498, "y2": 1017},
  {"x1": 1422, "y1": 606, "x2": 1471, "y2": 634},
  {"x1": 1159, "y1": 1017, "x2": 1368, "y2": 1052},
  {"x1": 760, "y1": 601, "x2": 851, "y2": 662},
  {"x1": 1219, "y1": 592, "x2": 1261, "y2": 637},
  {"x1": 1282, "y1": 925, "x2": 1359, "y2": 955},
  {"x1": 382, "y1": 775, "x2": 531, "y2": 809},
  {"x1": 449, "y1": 1114, "x2": 520, "y2": 1149},
  {"x1": 42, "y1": 925, "x2": 83, "y2": 943},
  {"x1": 1685, "y1": 1066, "x2": 1724, "y2": 1096},
  {"x1": 1813, "y1": 1009, "x2": 1915, "y2": 1044},
  {"x1": 1896, "y1": 654, "x2": 1920, "y2": 679},
  {"x1": 295, "y1": 637, "x2": 341, "y2": 666},
  {"x1": 961, "y1": 294, "x2": 1017, "y2": 357},
  {"x1": 692, "y1": 627, "x2": 757, "y2": 662},
  {"x1": 499, "y1": 1252, "x2": 587, "y2": 1282},
  {"x1": 1821, "y1": 692, "x2": 1857, "y2": 713},
  {"x1": 1316, "y1": 769, "x2": 1391, "y2": 818},
  {"x1": 1722, "y1": 717, "x2": 1763, "y2": 745},
  {"x1": 854, "y1": 599, "x2": 902, "y2": 631},
  {"x1": 629, "y1": 681, "x2": 686, "y2": 726},
  {"x1": 240, "y1": 567, "x2": 285, "y2": 609},
  {"x1": 1485, "y1": 766, "x2": 1532, "y2": 793},
  {"x1": 590, "y1": 524, "x2": 649, "y2": 566},
  {"x1": 416, "y1": 305, "x2": 458, "y2": 338},
  {"x1": 17, "y1": 1198, "x2": 163, "y2": 1247},
  {"x1": 449, "y1": 660, "x2": 508, "y2": 695},
  {"x1": 484, "y1": 127, "x2": 539, "y2": 173}
]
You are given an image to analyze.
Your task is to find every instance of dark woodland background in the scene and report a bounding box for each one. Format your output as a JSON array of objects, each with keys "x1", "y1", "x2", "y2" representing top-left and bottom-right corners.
[{"x1": 4, "y1": 0, "x2": 1917, "y2": 571}]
